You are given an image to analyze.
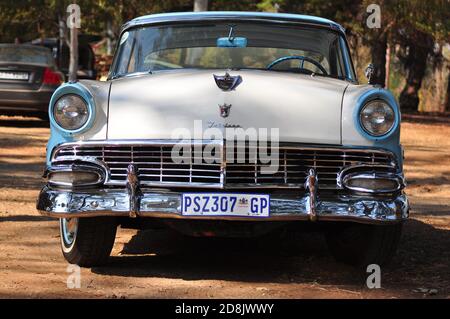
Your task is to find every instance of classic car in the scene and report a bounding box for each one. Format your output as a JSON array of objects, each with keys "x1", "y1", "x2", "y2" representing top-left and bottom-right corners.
[
  {"x1": 37, "y1": 12, "x2": 409, "y2": 267},
  {"x1": 0, "y1": 44, "x2": 64, "y2": 120}
]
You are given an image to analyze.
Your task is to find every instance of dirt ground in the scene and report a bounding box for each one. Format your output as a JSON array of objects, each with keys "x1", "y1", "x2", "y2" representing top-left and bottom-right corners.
[{"x1": 0, "y1": 115, "x2": 448, "y2": 299}]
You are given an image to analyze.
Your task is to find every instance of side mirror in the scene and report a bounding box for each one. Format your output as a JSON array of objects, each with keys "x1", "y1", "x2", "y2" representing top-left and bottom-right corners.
[{"x1": 365, "y1": 63, "x2": 375, "y2": 84}]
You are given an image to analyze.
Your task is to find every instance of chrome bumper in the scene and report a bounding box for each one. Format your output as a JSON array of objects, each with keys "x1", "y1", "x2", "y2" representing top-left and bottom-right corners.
[{"x1": 37, "y1": 186, "x2": 409, "y2": 224}]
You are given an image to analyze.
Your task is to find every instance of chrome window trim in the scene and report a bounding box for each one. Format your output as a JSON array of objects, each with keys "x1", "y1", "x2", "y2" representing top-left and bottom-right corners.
[{"x1": 110, "y1": 14, "x2": 354, "y2": 82}]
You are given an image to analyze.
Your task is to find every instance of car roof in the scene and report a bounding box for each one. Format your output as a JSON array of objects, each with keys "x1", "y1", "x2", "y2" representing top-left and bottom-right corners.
[{"x1": 122, "y1": 11, "x2": 345, "y2": 35}]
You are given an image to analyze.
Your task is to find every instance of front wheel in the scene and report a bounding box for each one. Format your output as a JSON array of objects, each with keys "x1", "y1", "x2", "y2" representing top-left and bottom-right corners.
[
  {"x1": 325, "y1": 223, "x2": 402, "y2": 267},
  {"x1": 60, "y1": 217, "x2": 117, "y2": 267}
]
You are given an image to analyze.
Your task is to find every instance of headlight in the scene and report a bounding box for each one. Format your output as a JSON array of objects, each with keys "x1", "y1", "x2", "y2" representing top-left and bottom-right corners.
[
  {"x1": 53, "y1": 94, "x2": 89, "y2": 130},
  {"x1": 359, "y1": 100, "x2": 395, "y2": 136}
]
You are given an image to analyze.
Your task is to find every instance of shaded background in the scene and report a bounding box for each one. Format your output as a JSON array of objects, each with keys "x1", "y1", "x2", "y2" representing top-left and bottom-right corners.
[{"x1": 0, "y1": 0, "x2": 449, "y2": 114}]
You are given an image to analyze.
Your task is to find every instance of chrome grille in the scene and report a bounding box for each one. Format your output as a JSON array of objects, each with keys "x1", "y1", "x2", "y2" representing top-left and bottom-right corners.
[
  {"x1": 225, "y1": 146, "x2": 395, "y2": 188},
  {"x1": 52, "y1": 142, "x2": 396, "y2": 189},
  {"x1": 53, "y1": 143, "x2": 222, "y2": 186}
]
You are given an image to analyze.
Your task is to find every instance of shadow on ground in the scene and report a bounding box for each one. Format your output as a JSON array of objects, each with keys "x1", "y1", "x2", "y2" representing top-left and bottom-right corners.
[
  {"x1": 0, "y1": 215, "x2": 54, "y2": 222},
  {"x1": 0, "y1": 116, "x2": 48, "y2": 128},
  {"x1": 92, "y1": 217, "x2": 449, "y2": 292}
]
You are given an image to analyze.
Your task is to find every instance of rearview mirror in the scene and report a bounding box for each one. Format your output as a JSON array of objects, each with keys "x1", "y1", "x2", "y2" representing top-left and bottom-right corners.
[{"x1": 216, "y1": 37, "x2": 247, "y2": 48}]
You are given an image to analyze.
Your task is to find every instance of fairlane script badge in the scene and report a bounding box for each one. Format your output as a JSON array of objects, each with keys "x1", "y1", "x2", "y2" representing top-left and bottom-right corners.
[{"x1": 213, "y1": 72, "x2": 242, "y2": 91}]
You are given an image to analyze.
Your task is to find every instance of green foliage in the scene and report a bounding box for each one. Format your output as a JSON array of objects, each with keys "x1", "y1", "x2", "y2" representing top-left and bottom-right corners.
[
  {"x1": 2, "y1": 1, "x2": 446, "y2": 43},
  {"x1": 0, "y1": 0, "x2": 448, "y2": 111},
  {"x1": 256, "y1": 0, "x2": 284, "y2": 12}
]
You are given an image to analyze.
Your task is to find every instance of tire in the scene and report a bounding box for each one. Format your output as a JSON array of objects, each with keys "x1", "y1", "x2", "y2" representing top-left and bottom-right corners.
[
  {"x1": 60, "y1": 217, "x2": 117, "y2": 267},
  {"x1": 325, "y1": 222, "x2": 402, "y2": 267}
]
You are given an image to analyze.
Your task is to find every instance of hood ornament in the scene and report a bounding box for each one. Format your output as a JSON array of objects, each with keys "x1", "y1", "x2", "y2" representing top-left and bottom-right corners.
[
  {"x1": 219, "y1": 103, "x2": 232, "y2": 118},
  {"x1": 213, "y1": 72, "x2": 242, "y2": 91}
]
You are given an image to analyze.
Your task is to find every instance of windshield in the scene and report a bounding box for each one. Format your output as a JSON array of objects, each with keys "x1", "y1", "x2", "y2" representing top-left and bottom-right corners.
[
  {"x1": 0, "y1": 46, "x2": 55, "y2": 66},
  {"x1": 112, "y1": 22, "x2": 355, "y2": 80}
]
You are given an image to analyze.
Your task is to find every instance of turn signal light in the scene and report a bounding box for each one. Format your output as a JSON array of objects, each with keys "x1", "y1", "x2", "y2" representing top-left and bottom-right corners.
[{"x1": 48, "y1": 171, "x2": 101, "y2": 188}]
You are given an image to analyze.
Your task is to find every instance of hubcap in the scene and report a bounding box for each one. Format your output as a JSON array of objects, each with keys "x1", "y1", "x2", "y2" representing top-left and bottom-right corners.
[{"x1": 61, "y1": 218, "x2": 78, "y2": 247}]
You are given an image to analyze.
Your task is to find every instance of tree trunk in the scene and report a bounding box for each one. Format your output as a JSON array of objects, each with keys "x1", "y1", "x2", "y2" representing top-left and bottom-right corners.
[
  {"x1": 369, "y1": 32, "x2": 387, "y2": 86},
  {"x1": 194, "y1": 0, "x2": 208, "y2": 11},
  {"x1": 58, "y1": 17, "x2": 65, "y2": 70},
  {"x1": 385, "y1": 42, "x2": 391, "y2": 89},
  {"x1": 68, "y1": 24, "x2": 78, "y2": 83},
  {"x1": 446, "y1": 72, "x2": 450, "y2": 112},
  {"x1": 399, "y1": 31, "x2": 433, "y2": 112}
]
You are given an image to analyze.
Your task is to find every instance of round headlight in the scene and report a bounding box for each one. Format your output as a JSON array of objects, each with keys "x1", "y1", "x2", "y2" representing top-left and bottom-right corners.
[
  {"x1": 53, "y1": 94, "x2": 89, "y2": 130},
  {"x1": 360, "y1": 100, "x2": 395, "y2": 136}
]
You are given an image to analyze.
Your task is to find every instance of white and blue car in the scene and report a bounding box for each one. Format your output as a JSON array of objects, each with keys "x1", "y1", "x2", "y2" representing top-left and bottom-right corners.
[{"x1": 37, "y1": 12, "x2": 408, "y2": 267}]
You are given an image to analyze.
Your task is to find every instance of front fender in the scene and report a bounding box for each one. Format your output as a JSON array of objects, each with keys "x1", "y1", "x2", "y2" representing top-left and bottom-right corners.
[
  {"x1": 342, "y1": 85, "x2": 403, "y2": 168},
  {"x1": 46, "y1": 80, "x2": 111, "y2": 165}
]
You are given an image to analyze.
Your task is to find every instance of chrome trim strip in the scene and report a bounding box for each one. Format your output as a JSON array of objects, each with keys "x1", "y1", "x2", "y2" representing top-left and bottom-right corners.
[
  {"x1": 51, "y1": 139, "x2": 398, "y2": 157},
  {"x1": 50, "y1": 156, "x2": 110, "y2": 172}
]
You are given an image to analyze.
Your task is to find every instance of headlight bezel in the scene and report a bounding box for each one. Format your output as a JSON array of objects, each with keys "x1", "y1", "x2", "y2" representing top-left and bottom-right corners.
[
  {"x1": 47, "y1": 162, "x2": 106, "y2": 188},
  {"x1": 53, "y1": 94, "x2": 90, "y2": 131},
  {"x1": 49, "y1": 84, "x2": 96, "y2": 135},
  {"x1": 359, "y1": 99, "x2": 396, "y2": 137}
]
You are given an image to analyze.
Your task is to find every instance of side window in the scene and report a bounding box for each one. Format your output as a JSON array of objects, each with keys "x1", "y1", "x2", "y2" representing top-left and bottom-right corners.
[
  {"x1": 330, "y1": 39, "x2": 344, "y2": 78},
  {"x1": 339, "y1": 36, "x2": 356, "y2": 81}
]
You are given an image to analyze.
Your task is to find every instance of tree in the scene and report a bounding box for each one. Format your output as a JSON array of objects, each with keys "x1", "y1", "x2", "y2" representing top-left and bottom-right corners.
[
  {"x1": 390, "y1": 0, "x2": 449, "y2": 112},
  {"x1": 194, "y1": 0, "x2": 208, "y2": 11},
  {"x1": 67, "y1": 2, "x2": 79, "y2": 82}
]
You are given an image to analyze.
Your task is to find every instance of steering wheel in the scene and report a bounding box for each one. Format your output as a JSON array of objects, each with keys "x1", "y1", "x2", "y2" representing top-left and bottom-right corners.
[{"x1": 267, "y1": 56, "x2": 328, "y2": 75}]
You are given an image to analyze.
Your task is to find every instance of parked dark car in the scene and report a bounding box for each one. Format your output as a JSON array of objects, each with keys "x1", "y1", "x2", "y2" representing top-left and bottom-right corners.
[
  {"x1": 0, "y1": 44, "x2": 64, "y2": 119},
  {"x1": 31, "y1": 37, "x2": 98, "y2": 80}
]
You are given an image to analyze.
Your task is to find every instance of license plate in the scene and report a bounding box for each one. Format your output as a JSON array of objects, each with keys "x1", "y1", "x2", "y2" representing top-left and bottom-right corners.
[
  {"x1": 181, "y1": 193, "x2": 270, "y2": 217},
  {"x1": 0, "y1": 71, "x2": 29, "y2": 80}
]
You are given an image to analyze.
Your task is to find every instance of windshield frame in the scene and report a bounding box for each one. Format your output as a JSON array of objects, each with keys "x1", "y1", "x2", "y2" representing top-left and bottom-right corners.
[{"x1": 109, "y1": 19, "x2": 357, "y2": 83}]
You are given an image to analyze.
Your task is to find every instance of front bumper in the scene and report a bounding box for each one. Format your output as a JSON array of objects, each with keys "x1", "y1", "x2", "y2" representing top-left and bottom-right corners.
[{"x1": 37, "y1": 186, "x2": 409, "y2": 224}]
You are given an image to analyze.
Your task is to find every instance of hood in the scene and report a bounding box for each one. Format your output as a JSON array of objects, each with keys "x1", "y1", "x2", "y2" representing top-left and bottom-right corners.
[{"x1": 107, "y1": 69, "x2": 348, "y2": 144}]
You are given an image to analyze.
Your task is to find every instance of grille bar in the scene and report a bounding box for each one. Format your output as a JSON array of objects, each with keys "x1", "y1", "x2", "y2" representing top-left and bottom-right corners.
[{"x1": 52, "y1": 142, "x2": 396, "y2": 189}]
